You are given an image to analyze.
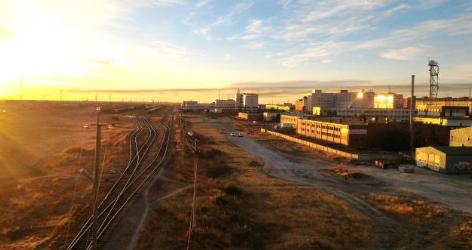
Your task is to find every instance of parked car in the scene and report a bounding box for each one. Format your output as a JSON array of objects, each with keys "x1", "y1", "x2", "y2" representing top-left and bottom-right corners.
[
  {"x1": 237, "y1": 132, "x2": 243, "y2": 137},
  {"x1": 398, "y1": 166, "x2": 414, "y2": 173},
  {"x1": 230, "y1": 132, "x2": 236, "y2": 137}
]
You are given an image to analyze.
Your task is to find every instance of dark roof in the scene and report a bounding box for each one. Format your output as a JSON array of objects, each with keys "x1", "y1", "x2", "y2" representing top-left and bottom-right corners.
[{"x1": 431, "y1": 146, "x2": 472, "y2": 155}]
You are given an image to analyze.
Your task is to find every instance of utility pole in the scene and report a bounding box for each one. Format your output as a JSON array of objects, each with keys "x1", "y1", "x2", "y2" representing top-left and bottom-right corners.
[
  {"x1": 410, "y1": 75, "x2": 415, "y2": 154},
  {"x1": 92, "y1": 106, "x2": 102, "y2": 250},
  {"x1": 20, "y1": 80, "x2": 24, "y2": 101}
]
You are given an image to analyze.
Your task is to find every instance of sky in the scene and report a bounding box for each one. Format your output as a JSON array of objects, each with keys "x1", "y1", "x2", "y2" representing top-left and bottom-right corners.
[{"x1": 0, "y1": 0, "x2": 471, "y2": 103}]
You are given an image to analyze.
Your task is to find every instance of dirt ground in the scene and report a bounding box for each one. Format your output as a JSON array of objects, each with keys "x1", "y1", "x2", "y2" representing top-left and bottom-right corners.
[
  {"x1": 0, "y1": 102, "x2": 136, "y2": 250},
  {"x1": 128, "y1": 114, "x2": 381, "y2": 249},
  {"x1": 134, "y1": 114, "x2": 472, "y2": 250}
]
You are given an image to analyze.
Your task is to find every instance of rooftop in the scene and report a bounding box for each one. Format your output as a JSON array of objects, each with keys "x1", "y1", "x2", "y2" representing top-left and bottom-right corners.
[{"x1": 430, "y1": 146, "x2": 472, "y2": 155}]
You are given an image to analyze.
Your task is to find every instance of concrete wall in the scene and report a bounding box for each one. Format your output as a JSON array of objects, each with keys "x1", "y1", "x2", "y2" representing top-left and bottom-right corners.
[{"x1": 450, "y1": 126, "x2": 472, "y2": 147}]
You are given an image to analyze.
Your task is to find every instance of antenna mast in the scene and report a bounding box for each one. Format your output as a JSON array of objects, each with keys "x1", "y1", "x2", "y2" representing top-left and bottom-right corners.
[{"x1": 428, "y1": 59, "x2": 439, "y2": 103}]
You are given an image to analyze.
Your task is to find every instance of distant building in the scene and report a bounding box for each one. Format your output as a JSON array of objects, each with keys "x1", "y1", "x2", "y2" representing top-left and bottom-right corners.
[
  {"x1": 416, "y1": 105, "x2": 469, "y2": 118},
  {"x1": 214, "y1": 99, "x2": 236, "y2": 113},
  {"x1": 280, "y1": 113, "x2": 313, "y2": 128},
  {"x1": 415, "y1": 97, "x2": 472, "y2": 112},
  {"x1": 295, "y1": 97, "x2": 307, "y2": 112},
  {"x1": 294, "y1": 118, "x2": 451, "y2": 149},
  {"x1": 266, "y1": 104, "x2": 292, "y2": 112},
  {"x1": 323, "y1": 108, "x2": 412, "y2": 122},
  {"x1": 374, "y1": 93, "x2": 403, "y2": 109},
  {"x1": 414, "y1": 117, "x2": 472, "y2": 127},
  {"x1": 235, "y1": 90, "x2": 259, "y2": 112},
  {"x1": 263, "y1": 112, "x2": 280, "y2": 122},
  {"x1": 450, "y1": 127, "x2": 472, "y2": 147},
  {"x1": 416, "y1": 146, "x2": 472, "y2": 174},
  {"x1": 305, "y1": 89, "x2": 374, "y2": 112},
  {"x1": 238, "y1": 112, "x2": 262, "y2": 121},
  {"x1": 181, "y1": 100, "x2": 213, "y2": 111}
]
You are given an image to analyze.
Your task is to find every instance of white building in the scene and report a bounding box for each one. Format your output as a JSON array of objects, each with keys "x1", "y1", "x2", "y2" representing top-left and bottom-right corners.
[
  {"x1": 181, "y1": 101, "x2": 214, "y2": 111},
  {"x1": 213, "y1": 99, "x2": 236, "y2": 113},
  {"x1": 235, "y1": 89, "x2": 259, "y2": 112},
  {"x1": 307, "y1": 90, "x2": 373, "y2": 111}
]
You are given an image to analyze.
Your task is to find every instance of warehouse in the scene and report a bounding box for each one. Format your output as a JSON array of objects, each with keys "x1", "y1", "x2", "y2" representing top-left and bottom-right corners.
[
  {"x1": 416, "y1": 146, "x2": 472, "y2": 174},
  {"x1": 238, "y1": 112, "x2": 262, "y2": 121}
]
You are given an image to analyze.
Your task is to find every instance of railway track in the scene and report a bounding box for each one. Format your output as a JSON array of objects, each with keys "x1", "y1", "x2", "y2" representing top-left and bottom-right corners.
[{"x1": 66, "y1": 108, "x2": 174, "y2": 250}]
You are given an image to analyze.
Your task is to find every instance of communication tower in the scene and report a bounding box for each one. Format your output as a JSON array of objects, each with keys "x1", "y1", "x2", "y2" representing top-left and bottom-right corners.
[{"x1": 428, "y1": 59, "x2": 439, "y2": 102}]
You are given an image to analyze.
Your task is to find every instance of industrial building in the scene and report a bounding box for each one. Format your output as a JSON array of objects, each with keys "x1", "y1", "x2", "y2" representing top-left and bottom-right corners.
[
  {"x1": 315, "y1": 107, "x2": 412, "y2": 122},
  {"x1": 238, "y1": 112, "x2": 262, "y2": 121},
  {"x1": 450, "y1": 126, "x2": 472, "y2": 147},
  {"x1": 293, "y1": 117, "x2": 451, "y2": 150},
  {"x1": 280, "y1": 113, "x2": 314, "y2": 128},
  {"x1": 416, "y1": 146, "x2": 472, "y2": 174}
]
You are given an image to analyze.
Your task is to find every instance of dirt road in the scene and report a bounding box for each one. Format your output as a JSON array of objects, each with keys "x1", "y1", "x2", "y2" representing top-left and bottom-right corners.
[
  {"x1": 229, "y1": 136, "x2": 396, "y2": 223},
  {"x1": 230, "y1": 135, "x2": 472, "y2": 215}
]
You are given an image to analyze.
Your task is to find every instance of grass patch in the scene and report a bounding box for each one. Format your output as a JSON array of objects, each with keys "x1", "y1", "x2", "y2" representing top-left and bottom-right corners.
[{"x1": 363, "y1": 194, "x2": 446, "y2": 223}]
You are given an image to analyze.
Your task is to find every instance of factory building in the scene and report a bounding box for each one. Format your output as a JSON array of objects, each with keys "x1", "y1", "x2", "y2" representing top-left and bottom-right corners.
[
  {"x1": 450, "y1": 127, "x2": 472, "y2": 147},
  {"x1": 416, "y1": 147, "x2": 472, "y2": 174}
]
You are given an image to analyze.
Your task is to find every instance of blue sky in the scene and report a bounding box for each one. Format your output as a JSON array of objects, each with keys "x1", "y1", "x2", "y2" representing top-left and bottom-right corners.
[{"x1": 0, "y1": 0, "x2": 471, "y2": 101}]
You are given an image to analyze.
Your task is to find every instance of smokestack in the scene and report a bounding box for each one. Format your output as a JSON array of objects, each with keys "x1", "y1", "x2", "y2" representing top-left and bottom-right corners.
[{"x1": 410, "y1": 75, "x2": 415, "y2": 154}]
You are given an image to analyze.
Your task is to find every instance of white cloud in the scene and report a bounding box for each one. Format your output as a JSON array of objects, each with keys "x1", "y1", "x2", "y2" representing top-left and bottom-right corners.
[
  {"x1": 280, "y1": 42, "x2": 339, "y2": 67},
  {"x1": 196, "y1": 0, "x2": 212, "y2": 8},
  {"x1": 194, "y1": 0, "x2": 254, "y2": 40},
  {"x1": 243, "y1": 42, "x2": 265, "y2": 49},
  {"x1": 420, "y1": 0, "x2": 449, "y2": 9},
  {"x1": 384, "y1": 3, "x2": 411, "y2": 17},
  {"x1": 151, "y1": 40, "x2": 187, "y2": 59},
  {"x1": 380, "y1": 47, "x2": 423, "y2": 60},
  {"x1": 225, "y1": 54, "x2": 232, "y2": 61}
]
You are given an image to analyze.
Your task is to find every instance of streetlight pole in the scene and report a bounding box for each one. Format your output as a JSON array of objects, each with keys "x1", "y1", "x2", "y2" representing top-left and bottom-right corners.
[{"x1": 92, "y1": 107, "x2": 102, "y2": 250}]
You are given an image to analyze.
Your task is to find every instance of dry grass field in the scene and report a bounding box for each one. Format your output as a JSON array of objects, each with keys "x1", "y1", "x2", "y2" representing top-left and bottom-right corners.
[
  {"x1": 134, "y1": 114, "x2": 390, "y2": 250},
  {"x1": 134, "y1": 114, "x2": 472, "y2": 250},
  {"x1": 0, "y1": 102, "x2": 135, "y2": 249}
]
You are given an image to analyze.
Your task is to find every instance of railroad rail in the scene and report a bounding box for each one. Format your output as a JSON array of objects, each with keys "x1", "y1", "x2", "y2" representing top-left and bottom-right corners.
[{"x1": 66, "y1": 108, "x2": 174, "y2": 250}]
